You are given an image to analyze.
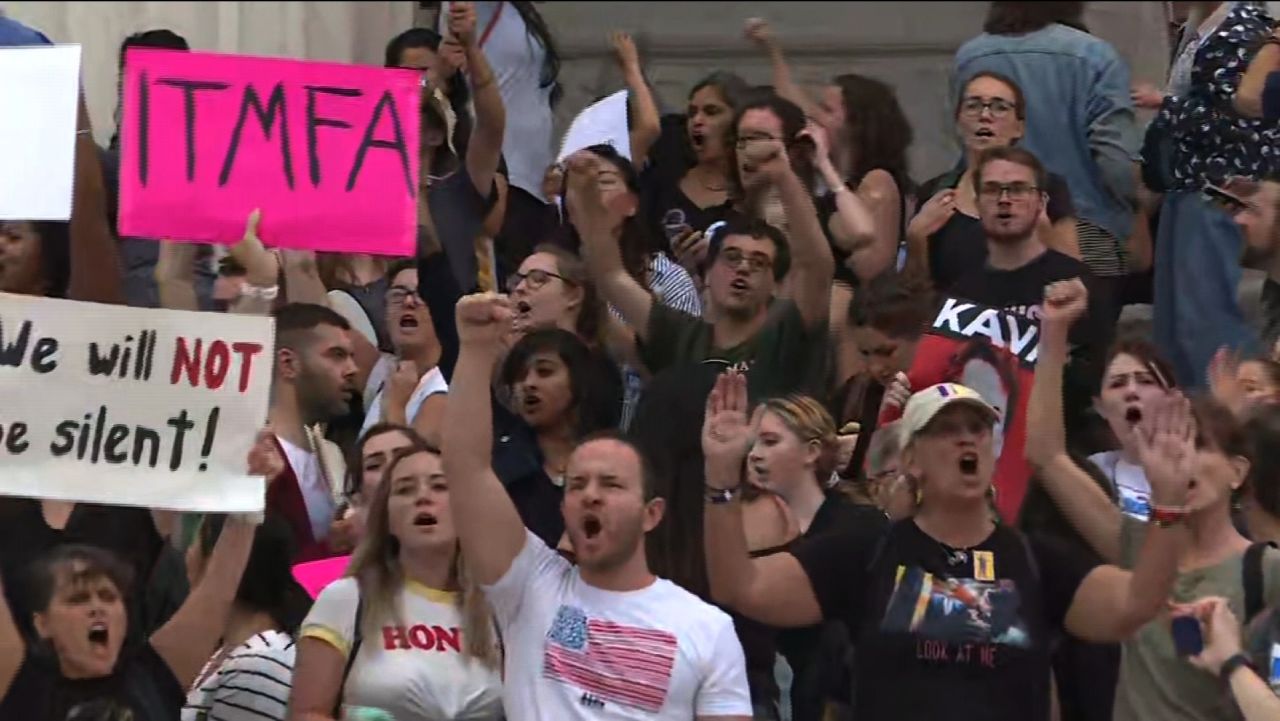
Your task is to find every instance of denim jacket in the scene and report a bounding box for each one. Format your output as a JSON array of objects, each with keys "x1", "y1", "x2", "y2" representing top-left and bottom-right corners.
[
  {"x1": 0, "y1": 14, "x2": 51, "y2": 45},
  {"x1": 954, "y1": 23, "x2": 1138, "y2": 241}
]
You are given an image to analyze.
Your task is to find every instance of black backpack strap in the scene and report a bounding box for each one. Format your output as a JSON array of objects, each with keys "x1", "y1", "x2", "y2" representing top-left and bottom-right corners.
[
  {"x1": 1244, "y1": 541, "x2": 1277, "y2": 624},
  {"x1": 333, "y1": 593, "x2": 365, "y2": 717}
]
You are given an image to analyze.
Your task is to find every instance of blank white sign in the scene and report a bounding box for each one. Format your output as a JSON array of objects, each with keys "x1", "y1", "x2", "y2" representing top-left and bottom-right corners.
[{"x1": 0, "y1": 45, "x2": 81, "y2": 221}]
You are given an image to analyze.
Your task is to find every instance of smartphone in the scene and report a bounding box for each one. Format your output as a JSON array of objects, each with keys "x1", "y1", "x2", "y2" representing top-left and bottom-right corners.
[
  {"x1": 1204, "y1": 183, "x2": 1249, "y2": 213},
  {"x1": 1171, "y1": 615, "x2": 1204, "y2": 657}
]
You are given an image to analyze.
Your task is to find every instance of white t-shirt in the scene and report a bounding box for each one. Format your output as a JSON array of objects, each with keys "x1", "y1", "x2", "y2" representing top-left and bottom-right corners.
[
  {"x1": 485, "y1": 530, "x2": 752, "y2": 720},
  {"x1": 1089, "y1": 450, "x2": 1152, "y2": 521},
  {"x1": 361, "y1": 355, "x2": 449, "y2": 438},
  {"x1": 181, "y1": 630, "x2": 296, "y2": 721},
  {"x1": 278, "y1": 436, "x2": 337, "y2": 542},
  {"x1": 301, "y1": 577, "x2": 503, "y2": 720}
]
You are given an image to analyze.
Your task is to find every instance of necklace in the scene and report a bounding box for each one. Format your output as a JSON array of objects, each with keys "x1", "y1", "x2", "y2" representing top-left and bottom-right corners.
[
  {"x1": 936, "y1": 539, "x2": 973, "y2": 567},
  {"x1": 690, "y1": 167, "x2": 727, "y2": 193}
]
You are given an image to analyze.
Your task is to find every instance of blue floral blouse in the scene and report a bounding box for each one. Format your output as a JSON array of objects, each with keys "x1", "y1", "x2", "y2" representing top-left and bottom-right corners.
[{"x1": 1149, "y1": 1, "x2": 1280, "y2": 190}]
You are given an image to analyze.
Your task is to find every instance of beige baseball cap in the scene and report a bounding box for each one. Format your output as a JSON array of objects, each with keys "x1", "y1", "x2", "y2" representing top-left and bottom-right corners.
[{"x1": 898, "y1": 383, "x2": 1000, "y2": 446}]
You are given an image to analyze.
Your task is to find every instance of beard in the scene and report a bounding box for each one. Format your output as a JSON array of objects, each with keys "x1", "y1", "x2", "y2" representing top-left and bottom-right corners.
[{"x1": 295, "y1": 365, "x2": 349, "y2": 424}]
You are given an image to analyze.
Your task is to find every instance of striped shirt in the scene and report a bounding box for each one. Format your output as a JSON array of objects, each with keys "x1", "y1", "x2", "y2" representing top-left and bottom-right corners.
[{"x1": 182, "y1": 630, "x2": 296, "y2": 721}]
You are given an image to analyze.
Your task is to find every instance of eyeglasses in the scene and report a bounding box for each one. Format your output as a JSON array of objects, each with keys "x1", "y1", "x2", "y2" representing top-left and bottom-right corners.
[
  {"x1": 508, "y1": 268, "x2": 570, "y2": 291},
  {"x1": 735, "y1": 133, "x2": 781, "y2": 149},
  {"x1": 385, "y1": 286, "x2": 422, "y2": 308},
  {"x1": 978, "y1": 182, "x2": 1039, "y2": 201},
  {"x1": 718, "y1": 247, "x2": 774, "y2": 274},
  {"x1": 960, "y1": 97, "x2": 1017, "y2": 118}
]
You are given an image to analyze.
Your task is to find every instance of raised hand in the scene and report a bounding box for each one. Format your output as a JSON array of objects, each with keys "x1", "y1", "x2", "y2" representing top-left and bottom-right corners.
[
  {"x1": 743, "y1": 17, "x2": 774, "y2": 48},
  {"x1": 564, "y1": 152, "x2": 611, "y2": 235},
  {"x1": 247, "y1": 428, "x2": 285, "y2": 484},
  {"x1": 228, "y1": 209, "x2": 279, "y2": 288},
  {"x1": 881, "y1": 372, "x2": 912, "y2": 413},
  {"x1": 1041, "y1": 277, "x2": 1089, "y2": 328},
  {"x1": 740, "y1": 137, "x2": 790, "y2": 188},
  {"x1": 702, "y1": 371, "x2": 760, "y2": 485},
  {"x1": 448, "y1": 1, "x2": 478, "y2": 47},
  {"x1": 906, "y1": 189, "x2": 957, "y2": 239},
  {"x1": 610, "y1": 31, "x2": 640, "y2": 72},
  {"x1": 798, "y1": 122, "x2": 831, "y2": 169},
  {"x1": 385, "y1": 359, "x2": 420, "y2": 412},
  {"x1": 1134, "y1": 392, "x2": 1195, "y2": 508},
  {"x1": 455, "y1": 292, "x2": 514, "y2": 348},
  {"x1": 1208, "y1": 346, "x2": 1247, "y2": 416}
]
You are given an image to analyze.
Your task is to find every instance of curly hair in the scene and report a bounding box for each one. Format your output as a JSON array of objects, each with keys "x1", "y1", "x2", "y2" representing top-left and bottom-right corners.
[{"x1": 831, "y1": 74, "x2": 913, "y2": 186}]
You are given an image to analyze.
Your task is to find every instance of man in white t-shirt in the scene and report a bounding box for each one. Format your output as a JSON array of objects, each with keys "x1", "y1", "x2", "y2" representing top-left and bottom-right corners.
[{"x1": 443, "y1": 293, "x2": 752, "y2": 721}]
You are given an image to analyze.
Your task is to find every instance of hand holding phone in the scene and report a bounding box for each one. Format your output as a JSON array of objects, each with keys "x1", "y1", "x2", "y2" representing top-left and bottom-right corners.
[{"x1": 1171, "y1": 614, "x2": 1205, "y2": 657}]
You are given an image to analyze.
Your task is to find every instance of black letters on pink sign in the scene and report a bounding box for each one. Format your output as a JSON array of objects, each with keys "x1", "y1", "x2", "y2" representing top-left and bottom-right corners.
[
  {"x1": 305, "y1": 85, "x2": 362, "y2": 188},
  {"x1": 347, "y1": 89, "x2": 412, "y2": 196},
  {"x1": 220, "y1": 82, "x2": 294, "y2": 189},
  {"x1": 156, "y1": 77, "x2": 233, "y2": 181}
]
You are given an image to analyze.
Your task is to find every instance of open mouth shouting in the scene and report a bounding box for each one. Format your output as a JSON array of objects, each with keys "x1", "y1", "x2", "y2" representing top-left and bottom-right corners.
[
  {"x1": 958, "y1": 452, "x2": 979, "y2": 476},
  {"x1": 88, "y1": 621, "x2": 110, "y2": 650},
  {"x1": 521, "y1": 392, "x2": 542, "y2": 415},
  {"x1": 729, "y1": 278, "x2": 750, "y2": 295},
  {"x1": 398, "y1": 313, "x2": 420, "y2": 331},
  {"x1": 581, "y1": 513, "x2": 603, "y2": 541},
  {"x1": 973, "y1": 127, "x2": 995, "y2": 139},
  {"x1": 1124, "y1": 406, "x2": 1143, "y2": 425},
  {"x1": 413, "y1": 511, "x2": 439, "y2": 529},
  {"x1": 690, "y1": 130, "x2": 706, "y2": 150}
]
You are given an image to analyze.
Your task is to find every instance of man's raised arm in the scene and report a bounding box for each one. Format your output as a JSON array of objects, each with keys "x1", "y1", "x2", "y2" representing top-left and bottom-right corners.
[{"x1": 440, "y1": 293, "x2": 528, "y2": 585}]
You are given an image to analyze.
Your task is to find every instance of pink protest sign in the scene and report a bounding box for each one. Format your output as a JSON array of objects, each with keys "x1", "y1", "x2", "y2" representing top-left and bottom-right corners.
[
  {"x1": 293, "y1": 555, "x2": 351, "y2": 599},
  {"x1": 120, "y1": 49, "x2": 421, "y2": 256}
]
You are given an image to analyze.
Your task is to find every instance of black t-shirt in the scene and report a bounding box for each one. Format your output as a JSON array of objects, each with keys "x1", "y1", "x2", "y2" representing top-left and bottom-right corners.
[
  {"x1": 816, "y1": 173, "x2": 910, "y2": 287},
  {"x1": 640, "y1": 115, "x2": 735, "y2": 247},
  {"x1": 0, "y1": 643, "x2": 185, "y2": 721},
  {"x1": 792, "y1": 520, "x2": 1096, "y2": 721},
  {"x1": 0, "y1": 500, "x2": 171, "y2": 646},
  {"x1": 915, "y1": 171, "x2": 1075, "y2": 292},
  {"x1": 948, "y1": 250, "x2": 1111, "y2": 441}
]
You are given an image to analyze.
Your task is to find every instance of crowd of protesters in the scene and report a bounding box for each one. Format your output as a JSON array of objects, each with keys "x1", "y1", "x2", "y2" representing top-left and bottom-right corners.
[{"x1": 7, "y1": 1, "x2": 1280, "y2": 720}]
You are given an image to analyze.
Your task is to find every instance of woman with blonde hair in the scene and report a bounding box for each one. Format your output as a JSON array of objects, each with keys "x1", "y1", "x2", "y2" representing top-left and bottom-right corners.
[
  {"x1": 288, "y1": 438, "x2": 501, "y2": 721},
  {"x1": 746, "y1": 394, "x2": 889, "y2": 720}
]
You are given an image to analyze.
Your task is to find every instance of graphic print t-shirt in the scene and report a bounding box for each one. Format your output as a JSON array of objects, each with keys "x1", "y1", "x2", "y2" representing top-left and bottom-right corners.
[
  {"x1": 484, "y1": 529, "x2": 752, "y2": 720},
  {"x1": 792, "y1": 520, "x2": 1096, "y2": 721},
  {"x1": 0, "y1": 642, "x2": 184, "y2": 721},
  {"x1": 301, "y1": 578, "x2": 504, "y2": 720}
]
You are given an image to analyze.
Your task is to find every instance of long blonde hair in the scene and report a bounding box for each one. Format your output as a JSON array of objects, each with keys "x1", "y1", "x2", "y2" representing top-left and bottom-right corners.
[{"x1": 347, "y1": 443, "x2": 499, "y2": 668}]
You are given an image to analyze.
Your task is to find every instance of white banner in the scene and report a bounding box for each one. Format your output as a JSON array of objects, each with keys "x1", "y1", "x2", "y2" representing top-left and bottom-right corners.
[
  {"x1": 0, "y1": 45, "x2": 80, "y2": 220},
  {"x1": 0, "y1": 293, "x2": 274, "y2": 512},
  {"x1": 557, "y1": 88, "x2": 631, "y2": 163}
]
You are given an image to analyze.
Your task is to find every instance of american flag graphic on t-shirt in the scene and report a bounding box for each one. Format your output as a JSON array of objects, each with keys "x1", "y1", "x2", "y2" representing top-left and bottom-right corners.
[{"x1": 543, "y1": 605, "x2": 678, "y2": 712}]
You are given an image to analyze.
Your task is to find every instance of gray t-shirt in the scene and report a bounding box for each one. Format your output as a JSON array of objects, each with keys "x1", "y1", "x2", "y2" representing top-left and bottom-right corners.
[{"x1": 1115, "y1": 516, "x2": 1280, "y2": 721}]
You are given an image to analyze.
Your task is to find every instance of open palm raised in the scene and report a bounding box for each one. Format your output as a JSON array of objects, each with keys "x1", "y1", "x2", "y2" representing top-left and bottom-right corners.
[{"x1": 702, "y1": 371, "x2": 759, "y2": 473}]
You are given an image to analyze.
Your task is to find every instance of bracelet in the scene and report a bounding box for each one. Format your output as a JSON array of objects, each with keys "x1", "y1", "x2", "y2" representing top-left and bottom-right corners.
[
  {"x1": 1219, "y1": 653, "x2": 1254, "y2": 683},
  {"x1": 705, "y1": 485, "x2": 741, "y2": 505},
  {"x1": 239, "y1": 283, "x2": 280, "y2": 301},
  {"x1": 1151, "y1": 504, "x2": 1188, "y2": 528}
]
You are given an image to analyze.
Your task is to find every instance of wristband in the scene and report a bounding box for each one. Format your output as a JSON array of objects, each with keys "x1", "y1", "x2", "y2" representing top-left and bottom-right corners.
[
  {"x1": 705, "y1": 485, "x2": 741, "y2": 505},
  {"x1": 239, "y1": 283, "x2": 280, "y2": 301},
  {"x1": 1150, "y1": 504, "x2": 1188, "y2": 528},
  {"x1": 1219, "y1": 653, "x2": 1254, "y2": 683}
]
